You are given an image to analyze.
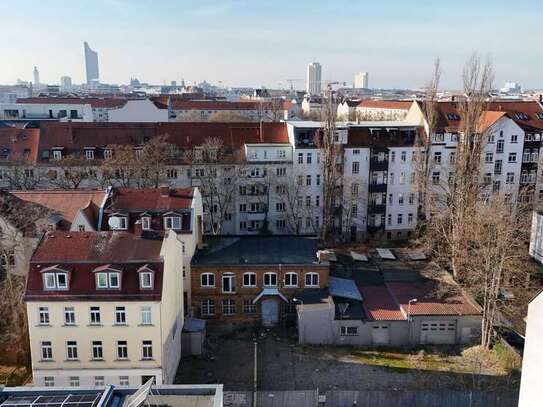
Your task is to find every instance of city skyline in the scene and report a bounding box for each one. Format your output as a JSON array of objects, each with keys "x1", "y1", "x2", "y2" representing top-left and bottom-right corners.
[{"x1": 1, "y1": 0, "x2": 542, "y2": 89}]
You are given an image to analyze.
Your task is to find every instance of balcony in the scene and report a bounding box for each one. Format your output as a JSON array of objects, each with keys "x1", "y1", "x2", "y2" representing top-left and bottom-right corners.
[
  {"x1": 367, "y1": 204, "x2": 387, "y2": 214},
  {"x1": 368, "y1": 182, "x2": 387, "y2": 193},
  {"x1": 369, "y1": 158, "x2": 389, "y2": 171},
  {"x1": 523, "y1": 153, "x2": 539, "y2": 163},
  {"x1": 520, "y1": 174, "x2": 537, "y2": 184},
  {"x1": 247, "y1": 211, "x2": 267, "y2": 221}
]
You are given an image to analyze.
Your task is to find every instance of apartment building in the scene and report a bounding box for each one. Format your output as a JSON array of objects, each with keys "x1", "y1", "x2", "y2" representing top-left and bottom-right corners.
[
  {"x1": 353, "y1": 100, "x2": 413, "y2": 121},
  {"x1": 190, "y1": 235, "x2": 329, "y2": 326},
  {"x1": 25, "y1": 230, "x2": 185, "y2": 387},
  {"x1": 171, "y1": 100, "x2": 298, "y2": 121}
]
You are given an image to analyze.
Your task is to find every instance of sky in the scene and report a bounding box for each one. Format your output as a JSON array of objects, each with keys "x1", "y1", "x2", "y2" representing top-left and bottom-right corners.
[{"x1": 1, "y1": 0, "x2": 542, "y2": 90}]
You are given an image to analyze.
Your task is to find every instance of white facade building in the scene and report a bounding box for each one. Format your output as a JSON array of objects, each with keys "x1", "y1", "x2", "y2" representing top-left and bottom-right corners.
[
  {"x1": 354, "y1": 72, "x2": 369, "y2": 89},
  {"x1": 108, "y1": 99, "x2": 169, "y2": 122},
  {"x1": 306, "y1": 62, "x2": 322, "y2": 95},
  {"x1": 84, "y1": 41, "x2": 100, "y2": 84},
  {"x1": 33, "y1": 66, "x2": 40, "y2": 86}
]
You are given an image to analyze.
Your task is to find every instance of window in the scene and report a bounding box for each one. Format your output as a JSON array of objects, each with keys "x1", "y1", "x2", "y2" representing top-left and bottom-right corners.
[
  {"x1": 494, "y1": 160, "x2": 503, "y2": 175},
  {"x1": 85, "y1": 150, "x2": 94, "y2": 160},
  {"x1": 239, "y1": 203, "x2": 247, "y2": 212},
  {"x1": 408, "y1": 193, "x2": 415, "y2": 205},
  {"x1": 166, "y1": 169, "x2": 178, "y2": 179},
  {"x1": 306, "y1": 153, "x2": 312, "y2": 164},
  {"x1": 399, "y1": 172, "x2": 406, "y2": 185},
  {"x1": 397, "y1": 214, "x2": 403, "y2": 225},
  {"x1": 69, "y1": 377, "x2": 80, "y2": 387},
  {"x1": 201, "y1": 273, "x2": 215, "y2": 287},
  {"x1": 43, "y1": 272, "x2": 68, "y2": 290},
  {"x1": 496, "y1": 139, "x2": 504, "y2": 153},
  {"x1": 52, "y1": 150, "x2": 62, "y2": 160},
  {"x1": 94, "y1": 376, "x2": 105, "y2": 387},
  {"x1": 90, "y1": 306, "x2": 101, "y2": 325},
  {"x1": 222, "y1": 299, "x2": 236, "y2": 316},
  {"x1": 41, "y1": 341, "x2": 53, "y2": 360},
  {"x1": 222, "y1": 273, "x2": 235, "y2": 293},
  {"x1": 306, "y1": 195, "x2": 311, "y2": 207},
  {"x1": 449, "y1": 152, "x2": 456, "y2": 164},
  {"x1": 141, "y1": 306, "x2": 152, "y2": 325},
  {"x1": 201, "y1": 299, "x2": 215, "y2": 316},
  {"x1": 39, "y1": 306, "x2": 50, "y2": 325},
  {"x1": 243, "y1": 299, "x2": 256, "y2": 314},
  {"x1": 408, "y1": 213, "x2": 414, "y2": 224},
  {"x1": 306, "y1": 175, "x2": 312, "y2": 186},
  {"x1": 485, "y1": 152, "x2": 494, "y2": 163},
  {"x1": 96, "y1": 272, "x2": 120, "y2": 289},
  {"x1": 64, "y1": 307, "x2": 75, "y2": 325},
  {"x1": 316, "y1": 195, "x2": 320, "y2": 207},
  {"x1": 142, "y1": 340, "x2": 153, "y2": 360},
  {"x1": 164, "y1": 216, "x2": 182, "y2": 230},
  {"x1": 316, "y1": 175, "x2": 321, "y2": 185},
  {"x1": 493, "y1": 180, "x2": 501, "y2": 193},
  {"x1": 277, "y1": 150, "x2": 286, "y2": 159},
  {"x1": 140, "y1": 272, "x2": 153, "y2": 289},
  {"x1": 141, "y1": 217, "x2": 151, "y2": 230},
  {"x1": 389, "y1": 172, "x2": 394, "y2": 185},
  {"x1": 243, "y1": 273, "x2": 256, "y2": 287},
  {"x1": 305, "y1": 273, "x2": 319, "y2": 287},
  {"x1": 432, "y1": 172, "x2": 440, "y2": 185},
  {"x1": 78, "y1": 225, "x2": 85, "y2": 231},
  {"x1": 351, "y1": 183, "x2": 359, "y2": 196},
  {"x1": 398, "y1": 193, "x2": 404, "y2": 206},
  {"x1": 508, "y1": 153, "x2": 517, "y2": 163},
  {"x1": 351, "y1": 204, "x2": 358, "y2": 218},
  {"x1": 276, "y1": 202, "x2": 286, "y2": 212},
  {"x1": 284, "y1": 272, "x2": 298, "y2": 287},
  {"x1": 506, "y1": 172, "x2": 515, "y2": 184},
  {"x1": 92, "y1": 341, "x2": 103, "y2": 359},
  {"x1": 390, "y1": 151, "x2": 396, "y2": 162},
  {"x1": 117, "y1": 341, "x2": 128, "y2": 360},
  {"x1": 109, "y1": 216, "x2": 127, "y2": 230},
  {"x1": 433, "y1": 152, "x2": 441, "y2": 164},
  {"x1": 340, "y1": 326, "x2": 358, "y2": 336},
  {"x1": 264, "y1": 273, "x2": 277, "y2": 287},
  {"x1": 66, "y1": 341, "x2": 78, "y2": 360},
  {"x1": 239, "y1": 221, "x2": 247, "y2": 230},
  {"x1": 352, "y1": 162, "x2": 360, "y2": 174},
  {"x1": 103, "y1": 149, "x2": 113, "y2": 159},
  {"x1": 119, "y1": 376, "x2": 129, "y2": 387},
  {"x1": 44, "y1": 377, "x2": 55, "y2": 387},
  {"x1": 115, "y1": 306, "x2": 126, "y2": 325},
  {"x1": 298, "y1": 153, "x2": 303, "y2": 164},
  {"x1": 276, "y1": 167, "x2": 286, "y2": 176},
  {"x1": 511, "y1": 134, "x2": 518, "y2": 143},
  {"x1": 353, "y1": 149, "x2": 360, "y2": 155},
  {"x1": 401, "y1": 151, "x2": 406, "y2": 162},
  {"x1": 387, "y1": 214, "x2": 392, "y2": 226}
]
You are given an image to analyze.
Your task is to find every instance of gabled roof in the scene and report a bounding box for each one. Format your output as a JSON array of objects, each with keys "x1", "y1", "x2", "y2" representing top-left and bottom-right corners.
[
  {"x1": 9, "y1": 190, "x2": 106, "y2": 229},
  {"x1": 488, "y1": 100, "x2": 543, "y2": 130}
]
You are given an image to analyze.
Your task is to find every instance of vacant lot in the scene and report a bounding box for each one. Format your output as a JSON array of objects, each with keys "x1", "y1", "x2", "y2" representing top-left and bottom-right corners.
[{"x1": 175, "y1": 327, "x2": 520, "y2": 391}]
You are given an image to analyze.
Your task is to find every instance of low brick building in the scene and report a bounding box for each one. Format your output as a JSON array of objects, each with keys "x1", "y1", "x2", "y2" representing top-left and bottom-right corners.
[{"x1": 191, "y1": 236, "x2": 329, "y2": 326}]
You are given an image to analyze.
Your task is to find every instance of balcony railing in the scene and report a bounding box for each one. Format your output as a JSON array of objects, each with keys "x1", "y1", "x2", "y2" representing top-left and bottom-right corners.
[
  {"x1": 369, "y1": 158, "x2": 388, "y2": 171},
  {"x1": 367, "y1": 204, "x2": 387, "y2": 214},
  {"x1": 368, "y1": 182, "x2": 387, "y2": 193},
  {"x1": 520, "y1": 174, "x2": 537, "y2": 184},
  {"x1": 523, "y1": 153, "x2": 539, "y2": 163}
]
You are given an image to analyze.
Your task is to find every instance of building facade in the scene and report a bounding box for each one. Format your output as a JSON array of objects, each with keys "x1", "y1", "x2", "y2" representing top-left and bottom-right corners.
[
  {"x1": 306, "y1": 62, "x2": 322, "y2": 95},
  {"x1": 84, "y1": 41, "x2": 99, "y2": 85}
]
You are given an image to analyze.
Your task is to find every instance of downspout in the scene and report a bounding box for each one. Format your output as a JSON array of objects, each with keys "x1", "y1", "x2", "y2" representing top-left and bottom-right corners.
[{"x1": 97, "y1": 185, "x2": 113, "y2": 231}]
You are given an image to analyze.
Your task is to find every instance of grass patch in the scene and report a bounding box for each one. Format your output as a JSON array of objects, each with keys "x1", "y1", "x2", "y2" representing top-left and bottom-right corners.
[
  {"x1": 351, "y1": 350, "x2": 414, "y2": 372},
  {"x1": 493, "y1": 341, "x2": 522, "y2": 373}
]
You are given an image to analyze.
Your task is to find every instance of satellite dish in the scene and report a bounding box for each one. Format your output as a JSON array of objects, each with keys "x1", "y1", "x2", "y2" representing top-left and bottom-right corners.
[{"x1": 108, "y1": 216, "x2": 121, "y2": 229}]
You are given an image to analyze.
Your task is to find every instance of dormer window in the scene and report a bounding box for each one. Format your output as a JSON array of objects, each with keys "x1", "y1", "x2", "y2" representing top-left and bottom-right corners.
[
  {"x1": 138, "y1": 265, "x2": 155, "y2": 289},
  {"x1": 52, "y1": 149, "x2": 63, "y2": 160},
  {"x1": 141, "y1": 216, "x2": 151, "y2": 231},
  {"x1": 41, "y1": 265, "x2": 69, "y2": 290},
  {"x1": 108, "y1": 214, "x2": 128, "y2": 230},
  {"x1": 103, "y1": 149, "x2": 113, "y2": 160},
  {"x1": 194, "y1": 149, "x2": 203, "y2": 161},
  {"x1": 164, "y1": 214, "x2": 182, "y2": 230},
  {"x1": 85, "y1": 148, "x2": 95, "y2": 160},
  {"x1": 93, "y1": 265, "x2": 122, "y2": 289}
]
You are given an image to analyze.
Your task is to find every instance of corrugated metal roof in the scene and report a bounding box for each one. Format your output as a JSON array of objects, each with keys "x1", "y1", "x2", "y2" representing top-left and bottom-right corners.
[{"x1": 329, "y1": 277, "x2": 363, "y2": 301}]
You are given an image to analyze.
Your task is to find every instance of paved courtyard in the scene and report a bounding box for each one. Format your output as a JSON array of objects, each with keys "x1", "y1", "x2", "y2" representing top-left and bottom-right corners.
[{"x1": 175, "y1": 326, "x2": 518, "y2": 392}]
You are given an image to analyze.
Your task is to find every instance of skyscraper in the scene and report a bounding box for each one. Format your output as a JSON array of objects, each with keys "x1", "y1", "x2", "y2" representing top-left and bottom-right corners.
[
  {"x1": 33, "y1": 66, "x2": 40, "y2": 86},
  {"x1": 84, "y1": 41, "x2": 100, "y2": 84},
  {"x1": 306, "y1": 62, "x2": 322, "y2": 95},
  {"x1": 354, "y1": 72, "x2": 369, "y2": 89},
  {"x1": 60, "y1": 76, "x2": 72, "y2": 91}
]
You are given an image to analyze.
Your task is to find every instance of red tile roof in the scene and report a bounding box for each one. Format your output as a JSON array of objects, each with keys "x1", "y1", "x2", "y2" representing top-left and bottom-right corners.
[
  {"x1": 488, "y1": 101, "x2": 543, "y2": 130},
  {"x1": 10, "y1": 190, "x2": 106, "y2": 227},
  {"x1": 0, "y1": 128, "x2": 40, "y2": 163},
  {"x1": 358, "y1": 285, "x2": 406, "y2": 321},
  {"x1": 358, "y1": 100, "x2": 413, "y2": 110},
  {"x1": 387, "y1": 282, "x2": 480, "y2": 316},
  {"x1": 31, "y1": 232, "x2": 163, "y2": 263},
  {"x1": 26, "y1": 232, "x2": 164, "y2": 301},
  {"x1": 109, "y1": 187, "x2": 194, "y2": 212}
]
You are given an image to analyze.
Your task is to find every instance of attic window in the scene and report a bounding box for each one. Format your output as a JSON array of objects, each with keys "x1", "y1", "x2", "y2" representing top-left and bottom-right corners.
[
  {"x1": 138, "y1": 265, "x2": 155, "y2": 289},
  {"x1": 96, "y1": 271, "x2": 121, "y2": 289},
  {"x1": 42, "y1": 270, "x2": 69, "y2": 290},
  {"x1": 52, "y1": 150, "x2": 62, "y2": 160},
  {"x1": 108, "y1": 215, "x2": 128, "y2": 230},
  {"x1": 103, "y1": 149, "x2": 113, "y2": 160},
  {"x1": 164, "y1": 216, "x2": 182, "y2": 230},
  {"x1": 515, "y1": 112, "x2": 529, "y2": 120},
  {"x1": 141, "y1": 216, "x2": 151, "y2": 231},
  {"x1": 537, "y1": 112, "x2": 543, "y2": 120},
  {"x1": 85, "y1": 150, "x2": 95, "y2": 160},
  {"x1": 446, "y1": 113, "x2": 460, "y2": 121}
]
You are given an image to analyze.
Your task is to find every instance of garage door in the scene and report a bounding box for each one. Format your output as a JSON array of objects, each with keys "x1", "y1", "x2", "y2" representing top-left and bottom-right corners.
[
  {"x1": 420, "y1": 321, "x2": 456, "y2": 344},
  {"x1": 372, "y1": 325, "x2": 390, "y2": 345}
]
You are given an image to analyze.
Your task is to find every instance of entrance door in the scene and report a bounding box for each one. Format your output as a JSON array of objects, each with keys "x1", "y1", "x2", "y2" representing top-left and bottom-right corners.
[
  {"x1": 262, "y1": 299, "x2": 279, "y2": 327},
  {"x1": 372, "y1": 325, "x2": 390, "y2": 345}
]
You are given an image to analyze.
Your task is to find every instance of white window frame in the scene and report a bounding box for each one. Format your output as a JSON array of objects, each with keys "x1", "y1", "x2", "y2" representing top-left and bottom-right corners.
[
  {"x1": 201, "y1": 299, "x2": 215, "y2": 316},
  {"x1": 116, "y1": 340, "x2": 128, "y2": 360},
  {"x1": 141, "y1": 216, "x2": 151, "y2": 230},
  {"x1": 305, "y1": 272, "x2": 319, "y2": 287},
  {"x1": 140, "y1": 306, "x2": 152, "y2": 325},
  {"x1": 115, "y1": 306, "x2": 127, "y2": 325},
  {"x1": 140, "y1": 271, "x2": 154, "y2": 289},
  {"x1": 222, "y1": 299, "x2": 236, "y2": 316},
  {"x1": 41, "y1": 341, "x2": 53, "y2": 360},
  {"x1": 222, "y1": 273, "x2": 236, "y2": 293},
  {"x1": 264, "y1": 272, "x2": 277, "y2": 287},
  {"x1": 201, "y1": 273, "x2": 215, "y2": 288},
  {"x1": 92, "y1": 341, "x2": 103, "y2": 360},
  {"x1": 69, "y1": 376, "x2": 80, "y2": 387},
  {"x1": 64, "y1": 306, "x2": 75, "y2": 325},
  {"x1": 142, "y1": 340, "x2": 153, "y2": 360},
  {"x1": 243, "y1": 272, "x2": 257, "y2": 287},
  {"x1": 284, "y1": 272, "x2": 298, "y2": 288},
  {"x1": 164, "y1": 216, "x2": 182, "y2": 230},
  {"x1": 66, "y1": 340, "x2": 78, "y2": 360},
  {"x1": 89, "y1": 306, "x2": 101, "y2": 325}
]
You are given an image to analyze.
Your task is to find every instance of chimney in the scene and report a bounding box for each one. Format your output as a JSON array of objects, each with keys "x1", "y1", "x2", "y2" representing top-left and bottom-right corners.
[
  {"x1": 160, "y1": 186, "x2": 170, "y2": 197},
  {"x1": 259, "y1": 120, "x2": 264, "y2": 142}
]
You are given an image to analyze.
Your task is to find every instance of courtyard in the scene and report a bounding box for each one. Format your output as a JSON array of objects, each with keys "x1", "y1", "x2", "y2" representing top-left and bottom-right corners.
[{"x1": 175, "y1": 326, "x2": 520, "y2": 392}]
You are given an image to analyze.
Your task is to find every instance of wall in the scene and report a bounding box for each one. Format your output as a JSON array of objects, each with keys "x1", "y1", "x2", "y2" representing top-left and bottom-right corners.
[
  {"x1": 108, "y1": 99, "x2": 169, "y2": 122},
  {"x1": 519, "y1": 291, "x2": 543, "y2": 407}
]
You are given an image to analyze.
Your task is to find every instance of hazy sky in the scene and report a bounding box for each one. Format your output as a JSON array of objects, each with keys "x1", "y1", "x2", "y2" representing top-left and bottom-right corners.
[{"x1": 1, "y1": 0, "x2": 542, "y2": 90}]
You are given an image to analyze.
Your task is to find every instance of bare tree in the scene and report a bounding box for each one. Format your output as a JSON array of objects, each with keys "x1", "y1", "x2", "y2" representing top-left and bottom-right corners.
[
  {"x1": 50, "y1": 157, "x2": 94, "y2": 189},
  {"x1": 2, "y1": 160, "x2": 42, "y2": 190},
  {"x1": 185, "y1": 137, "x2": 243, "y2": 235}
]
